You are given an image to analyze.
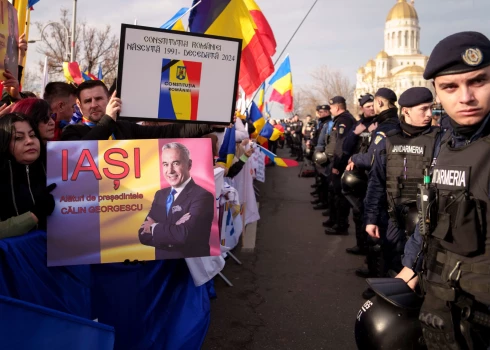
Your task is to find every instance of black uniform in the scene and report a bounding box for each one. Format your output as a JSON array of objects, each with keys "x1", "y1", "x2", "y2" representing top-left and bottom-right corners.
[
  {"x1": 325, "y1": 109, "x2": 356, "y2": 234},
  {"x1": 402, "y1": 31, "x2": 490, "y2": 349},
  {"x1": 341, "y1": 114, "x2": 376, "y2": 250},
  {"x1": 311, "y1": 115, "x2": 333, "y2": 207},
  {"x1": 290, "y1": 120, "x2": 304, "y2": 160}
]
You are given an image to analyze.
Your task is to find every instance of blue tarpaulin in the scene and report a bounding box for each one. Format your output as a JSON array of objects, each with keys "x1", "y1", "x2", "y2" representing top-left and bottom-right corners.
[
  {"x1": 0, "y1": 294, "x2": 114, "y2": 350},
  {"x1": 0, "y1": 231, "x2": 212, "y2": 350},
  {"x1": 0, "y1": 231, "x2": 91, "y2": 318}
]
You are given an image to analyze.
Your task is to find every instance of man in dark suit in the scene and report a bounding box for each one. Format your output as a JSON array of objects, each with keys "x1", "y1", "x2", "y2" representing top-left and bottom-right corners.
[{"x1": 138, "y1": 142, "x2": 215, "y2": 259}]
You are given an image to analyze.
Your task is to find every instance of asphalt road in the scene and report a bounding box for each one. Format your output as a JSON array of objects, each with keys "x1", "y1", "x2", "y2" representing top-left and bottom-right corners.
[{"x1": 202, "y1": 151, "x2": 367, "y2": 350}]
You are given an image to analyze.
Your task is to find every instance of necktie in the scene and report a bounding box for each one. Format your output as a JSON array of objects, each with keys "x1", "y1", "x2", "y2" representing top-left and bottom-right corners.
[{"x1": 166, "y1": 189, "x2": 177, "y2": 215}]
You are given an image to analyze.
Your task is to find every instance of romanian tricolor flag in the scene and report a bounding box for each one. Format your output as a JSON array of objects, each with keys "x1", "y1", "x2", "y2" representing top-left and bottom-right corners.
[
  {"x1": 264, "y1": 102, "x2": 271, "y2": 119},
  {"x1": 269, "y1": 55, "x2": 293, "y2": 112},
  {"x1": 161, "y1": 7, "x2": 188, "y2": 31},
  {"x1": 188, "y1": 0, "x2": 274, "y2": 96},
  {"x1": 27, "y1": 0, "x2": 40, "y2": 9},
  {"x1": 63, "y1": 62, "x2": 84, "y2": 85},
  {"x1": 257, "y1": 144, "x2": 298, "y2": 167},
  {"x1": 248, "y1": 101, "x2": 265, "y2": 137},
  {"x1": 243, "y1": 0, "x2": 276, "y2": 57},
  {"x1": 259, "y1": 122, "x2": 283, "y2": 142},
  {"x1": 97, "y1": 64, "x2": 104, "y2": 81},
  {"x1": 158, "y1": 59, "x2": 202, "y2": 120},
  {"x1": 217, "y1": 125, "x2": 236, "y2": 168},
  {"x1": 257, "y1": 82, "x2": 265, "y2": 113},
  {"x1": 81, "y1": 68, "x2": 98, "y2": 81}
]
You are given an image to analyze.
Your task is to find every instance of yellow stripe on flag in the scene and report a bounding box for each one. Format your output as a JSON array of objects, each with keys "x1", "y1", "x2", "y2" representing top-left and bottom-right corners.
[
  {"x1": 98, "y1": 140, "x2": 160, "y2": 263},
  {"x1": 271, "y1": 73, "x2": 293, "y2": 95},
  {"x1": 206, "y1": 0, "x2": 256, "y2": 50}
]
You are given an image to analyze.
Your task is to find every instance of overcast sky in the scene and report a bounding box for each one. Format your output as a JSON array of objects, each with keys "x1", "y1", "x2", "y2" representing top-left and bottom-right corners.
[{"x1": 25, "y1": 0, "x2": 490, "y2": 114}]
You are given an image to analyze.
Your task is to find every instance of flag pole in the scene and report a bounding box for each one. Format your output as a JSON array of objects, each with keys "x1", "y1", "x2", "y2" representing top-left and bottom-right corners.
[
  {"x1": 246, "y1": 0, "x2": 319, "y2": 110},
  {"x1": 183, "y1": 0, "x2": 202, "y2": 31},
  {"x1": 165, "y1": 1, "x2": 201, "y2": 30}
]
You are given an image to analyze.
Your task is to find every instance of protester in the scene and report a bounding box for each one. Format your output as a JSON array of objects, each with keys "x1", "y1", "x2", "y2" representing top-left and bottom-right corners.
[
  {"x1": 0, "y1": 113, "x2": 56, "y2": 238},
  {"x1": 12, "y1": 98, "x2": 56, "y2": 145},
  {"x1": 43, "y1": 82, "x2": 77, "y2": 140},
  {"x1": 61, "y1": 80, "x2": 217, "y2": 141}
]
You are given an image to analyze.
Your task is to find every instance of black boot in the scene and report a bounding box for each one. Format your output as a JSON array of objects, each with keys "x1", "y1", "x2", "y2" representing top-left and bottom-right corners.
[
  {"x1": 322, "y1": 219, "x2": 335, "y2": 228},
  {"x1": 346, "y1": 246, "x2": 368, "y2": 255},
  {"x1": 355, "y1": 266, "x2": 375, "y2": 278},
  {"x1": 325, "y1": 224, "x2": 349, "y2": 235}
]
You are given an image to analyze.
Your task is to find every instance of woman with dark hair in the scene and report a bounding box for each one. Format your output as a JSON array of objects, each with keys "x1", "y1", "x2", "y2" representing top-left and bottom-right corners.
[
  {"x1": 0, "y1": 113, "x2": 56, "y2": 238},
  {"x1": 11, "y1": 98, "x2": 56, "y2": 144}
]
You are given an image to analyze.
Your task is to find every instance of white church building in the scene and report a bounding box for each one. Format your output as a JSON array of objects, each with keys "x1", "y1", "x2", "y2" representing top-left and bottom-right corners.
[{"x1": 354, "y1": 0, "x2": 433, "y2": 109}]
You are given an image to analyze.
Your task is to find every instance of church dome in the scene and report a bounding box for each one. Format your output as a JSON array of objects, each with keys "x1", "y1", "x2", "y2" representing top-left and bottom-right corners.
[
  {"x1": 395, "y1": 65, "x2": 424, "y2": 75},
  {"x1": 366, "y1": 59, "x2": 376, "y2": 67},
  {"x1": 357, "y1": 67, "x2": 365, "y2": 74},
  {"x1": 376, "y1": 50, "x2": 389, "y2": 59},
  {"x1": 386, "y1": 0, "x2": 418, "y2": 22}
]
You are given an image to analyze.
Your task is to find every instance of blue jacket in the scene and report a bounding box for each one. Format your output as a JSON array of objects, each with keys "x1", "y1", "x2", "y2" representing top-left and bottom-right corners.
[
  {"x1": 314, "y1": 117, "x2": 333, "y2": 151},
  {"x1": 351, "y1": 108, "x2": 400, "y2": 170},
  {"x1": 402, "y1": 113, "x2": 490, "y2": 271}
]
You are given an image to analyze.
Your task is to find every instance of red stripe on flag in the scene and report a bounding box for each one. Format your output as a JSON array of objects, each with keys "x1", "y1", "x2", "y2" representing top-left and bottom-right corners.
[
  {"x1": 249, "y1": 9, "x2": 276, "y2": 56},
  {"x1": 270, "y1": 89, "x2": 293, "y2": 112},
  {"x1": 239, "y1": 35, "x2": 274, "y2": 97}
]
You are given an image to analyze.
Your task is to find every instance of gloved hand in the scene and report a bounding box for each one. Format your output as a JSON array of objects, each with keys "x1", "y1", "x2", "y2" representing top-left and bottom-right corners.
[{"x1": 31, "y1": 183, "x2": 56, "y2": 219}]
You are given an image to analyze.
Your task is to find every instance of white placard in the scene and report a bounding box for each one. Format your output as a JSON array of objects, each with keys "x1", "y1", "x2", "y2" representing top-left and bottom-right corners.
[
  {"x1": 253, "y1": 148, "x2": 265, "y2": 183},
  {"x1": 117, "y1": 24, "x2": 241, "y2": 124}
]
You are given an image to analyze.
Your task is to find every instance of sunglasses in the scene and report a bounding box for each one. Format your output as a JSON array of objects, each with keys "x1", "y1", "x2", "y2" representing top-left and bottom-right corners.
[{"x1": 41, "y1": 113, "x2": 57, "y2": 123}]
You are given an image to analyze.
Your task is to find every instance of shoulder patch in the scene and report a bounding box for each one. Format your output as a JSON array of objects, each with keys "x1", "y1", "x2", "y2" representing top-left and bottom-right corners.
[
  {"x1": 376, "y1": 131, "x2": 386, "y2": 137},
  {"x1": 374, "y1": 135, "x2": 383, "y2": 145}
]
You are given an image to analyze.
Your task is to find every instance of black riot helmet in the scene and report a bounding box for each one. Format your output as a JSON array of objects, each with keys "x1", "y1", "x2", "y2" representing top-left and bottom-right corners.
[
  {"x1": 341, "y1": 169, "x2": 368, "y2": 212},
  {"x1": 313, "y1": 150, "x2": 328, "y2": 166},
  {"x1": 355, "y1": 278, "x2": 426, "y2": 350},
  {"x1": 400, "y1": 201, "x2": 419, "y2": 237}
]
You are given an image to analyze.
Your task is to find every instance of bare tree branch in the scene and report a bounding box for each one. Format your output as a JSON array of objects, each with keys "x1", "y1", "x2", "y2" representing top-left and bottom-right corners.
[
  {"x1": 34, "y1": 8, "x2": 118, "y2": 85},
  {"x1": 296, "y1": 66, "x2": 355, "y2": 117}
]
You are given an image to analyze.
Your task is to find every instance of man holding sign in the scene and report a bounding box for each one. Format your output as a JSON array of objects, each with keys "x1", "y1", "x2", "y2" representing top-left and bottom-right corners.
[
  {"x1": 61, "y1": 81, "x2": 215, "y2": 141},
  {"x1": 138, "y1": 142, "x2": 215, "y2": 259}
]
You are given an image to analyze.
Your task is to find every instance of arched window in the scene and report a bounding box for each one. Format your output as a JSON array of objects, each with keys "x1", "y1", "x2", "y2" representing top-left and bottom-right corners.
[
  {"x1": 401, "y1": 62, "x2": 404, "y2": 66},
  {"x1": 404, "y1": 31, "x2": 408, "y2": 47},
  {"x1": 398, "y1": 31, "x2": 401, "y2": 47},
  {"x1": 419, "y1": 81, "x2": 422, "y2": 86},
  {"x1": 411, "y1": 31, "x2": 415, "y2": 48}
]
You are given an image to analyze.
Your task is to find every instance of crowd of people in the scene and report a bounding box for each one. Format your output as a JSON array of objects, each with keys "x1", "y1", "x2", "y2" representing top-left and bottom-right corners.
[
  {"x1": 0, "y1": 36, "x2": 262, "y2": 240},
  {"x1": 281, "y1": 31, "x2": 490, "y2": 349},
  {"x1": 1, "y1": 25, "x2": 490, "y2": 349}
]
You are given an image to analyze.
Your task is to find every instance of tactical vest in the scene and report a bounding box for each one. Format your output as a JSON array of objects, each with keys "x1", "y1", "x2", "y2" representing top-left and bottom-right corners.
[
  {"x1": 356, "y1": 131, "x2": 372, "y2": 154},
  {"x1": 385, "y1": 128, "x2": 439, "y2": 206},
  {"x1": 325, "y1": 117, "x2": 339, "y2": 156},
  {"x1": 325, "y1": 113, "x2": 356, "y2": 157},
  {"x1": 422, "y1": 134, "x2": 490, "y2": 306}
]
